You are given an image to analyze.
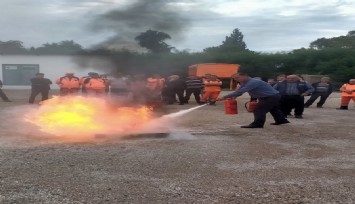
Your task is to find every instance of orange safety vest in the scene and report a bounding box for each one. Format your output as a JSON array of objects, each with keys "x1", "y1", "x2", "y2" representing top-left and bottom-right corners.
[
  {"x1": 146, "y1": 77, "x2": 165, "y2": 91},
  {"x1": 340, "y1": 84, "x2": 355, "y2": 96},
  {"x1": 204, "y1": 79, "x2": 222, "y2": 92},
  {"x1": 86, "y1": 78, "x2": 106, "y2": 89},
  {"x1": 56, "y1": 76, "x2": 80, "y2": 89}
]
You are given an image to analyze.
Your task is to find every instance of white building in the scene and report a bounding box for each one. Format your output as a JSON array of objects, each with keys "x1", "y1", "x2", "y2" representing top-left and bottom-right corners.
[{"x1": 0, "y1": 55, "x2": 112, "y2": 89}]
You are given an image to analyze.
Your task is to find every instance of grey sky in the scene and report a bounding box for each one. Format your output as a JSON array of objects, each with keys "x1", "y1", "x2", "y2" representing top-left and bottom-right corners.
[{"x1": 0, "y1": 0, "x2": 354, "y2": 52}]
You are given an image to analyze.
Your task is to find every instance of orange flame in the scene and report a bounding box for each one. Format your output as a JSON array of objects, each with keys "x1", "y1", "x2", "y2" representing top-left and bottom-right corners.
[{"x1": 25, "y1": 96, "x2": 152, "y2": 140}]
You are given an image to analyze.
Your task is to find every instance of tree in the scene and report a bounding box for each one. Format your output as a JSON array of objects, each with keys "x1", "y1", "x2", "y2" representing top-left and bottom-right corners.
[
  {"x1": 135, "y1": 30, "x2": 172, "y2": 53},
  {"x1": 310, "y1": 30, "x2": 355, "y2": 49},
  {"x1": 35, "y1": 40, "x2": 83, "y2": 54},
  {"x1": 0, "y1": 40, "x2": 28, "y2": 54},
  {"x1": 204, "y1": 28, "x2": 248, "y2": 52}
]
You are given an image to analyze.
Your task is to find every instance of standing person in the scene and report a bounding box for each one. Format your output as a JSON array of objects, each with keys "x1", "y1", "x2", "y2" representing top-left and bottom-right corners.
[
  {"x1": 80, "y1": 72, "x2": 95, "y2": 95},
  {"x1": 100, "y1": 74, "x2": 111, "y2": 95},
  {"x1": 146, "y1": 74, "x2": 165, "y2": 92},
  {"x1": 267, "y1": 78, "x2": 277, "y2": 86},
  {"x1": 304, "y1": 77, "x2": 333, "y2": 108},
  {"x1": 184, "y1": 75, "x2": 204, "y2": 104},
  {"x1": 84, "y1": 73, "x2": 106, "y2": 97},
  {"x1": 110, "y1": 73, "x2": 129, "y2": 97},
  {"x1": 201, "y1": 75, "x2": 222, "y2": 105},
  {"x1": 56, "y1": 72, "x2": 80, "y2": 96},
  {"x1": 129, "y1": 74, "x2": 148, "y2": 104},
  {"x1": 29, "y1": 73, "x2": 52, "y2": 104},
  {"x1": 276, "y1": 74, "x2": 286, "y2": 82},
  {"x1": 337, "y1": 79, "x2": 355, "y2": 110},
  {"x1": 0, "y1": 80, "x2": 11, "y2": 102},
  {"x1": 163, "y1": 75, "x2": 186, "y2": 105},
  {"x1": 218, "y1": 72, "x2": 289, "y2": 128},
  {"x1": 146, "y1": 74, "x2": 165, "y2": 107},
  {"x1": 273, "y1": 75, "x2": 314, "y2": 118}
]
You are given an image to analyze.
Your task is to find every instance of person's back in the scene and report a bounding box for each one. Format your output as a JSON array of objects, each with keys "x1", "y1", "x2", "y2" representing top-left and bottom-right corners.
[
  {"x1": 31, "y1": 76, "x2": 51, "y2": 90},
  {"x1": 29, "y1": 73, "x2": 52, "y2": 103}
]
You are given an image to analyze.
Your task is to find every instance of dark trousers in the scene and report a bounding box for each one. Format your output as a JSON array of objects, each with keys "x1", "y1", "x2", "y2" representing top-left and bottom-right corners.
[
  {"x1": 175, "y1": 89, "x2": 185, "y2": 104},
  {"x1": 251, "y1": 94, "x2": 286, "y2": 127},
  {"x1": 29, "y1": 89, "x2": 49, "y2": 104},
  {"x1": 304, "y1": 93, "x2": 329, "y2": 107},
  {"x1": 280, "y1": 95, "x2": 304, "y2": 116},
  {"x1": 164, "y1": 89, "x2": 184, "y2": 104},
  {"x1": 184, "y1": 88, "x2": 201, "y2": 103},
  {"x1": 0, "y1": 89, "x2": 10, "y2": 101}
]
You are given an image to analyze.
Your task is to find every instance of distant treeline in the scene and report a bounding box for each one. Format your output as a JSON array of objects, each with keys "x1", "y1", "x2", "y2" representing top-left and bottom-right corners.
[{"x1": 1, "y1": 29, "x2": 355, "y2": 82}]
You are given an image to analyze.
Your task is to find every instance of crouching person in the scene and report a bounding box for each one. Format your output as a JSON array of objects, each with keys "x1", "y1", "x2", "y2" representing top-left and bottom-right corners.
[{"x1": 218, "y1": 72, "x2": 289, "y2": 128}]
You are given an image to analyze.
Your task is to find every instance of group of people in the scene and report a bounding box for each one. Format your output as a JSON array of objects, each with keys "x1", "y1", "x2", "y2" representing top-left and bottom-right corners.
[
  {"x1": 220, "y1": 72, "x2": 355, "y2": 128},
  {"x1": 1, "y1": 71, "x2": 354, "y2": 118},
  {"x1": 28, "y1": 72, "x2": 110, "y2": 104},
  {"x1": 24, "y1": 72, "x2": 221, "y2": 107}
]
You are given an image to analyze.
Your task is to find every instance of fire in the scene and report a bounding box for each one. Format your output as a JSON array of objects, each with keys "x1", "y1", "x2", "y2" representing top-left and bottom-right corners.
[{"x1": 25, "y1": 96, "x2": 152, "y2": 140}]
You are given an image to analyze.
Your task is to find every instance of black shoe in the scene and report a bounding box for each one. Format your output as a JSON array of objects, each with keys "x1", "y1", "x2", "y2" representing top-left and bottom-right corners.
[
  {"x1": 240, "y1": 125, "x2": 263, "y2": 128},
  {"x1": 270, "y1": 120, "x2": 290, "y2": 125},
  {"x1": 178, "y1": 103, "x2": 184, "y2": 105},
  {"x1": 317, "y1": 106, "x2": 323, "y2": 108},
  {"x1": 304, "y1": 105, "x2": 309, "y2": 108},
  {"x1": 294, "y1": 115, "x2": 303, "y2": 119}
]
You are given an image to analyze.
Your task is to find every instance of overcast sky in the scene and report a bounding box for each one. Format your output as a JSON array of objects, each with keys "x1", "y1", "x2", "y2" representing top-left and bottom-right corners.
[{"x1": 0, "y1": 0, "x2": 354, "y2": 52}]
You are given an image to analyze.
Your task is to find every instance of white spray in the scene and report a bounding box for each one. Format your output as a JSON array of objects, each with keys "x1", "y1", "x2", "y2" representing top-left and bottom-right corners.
[{"x1": 161, "y1": 104, "x2": 207, "y2": 119}]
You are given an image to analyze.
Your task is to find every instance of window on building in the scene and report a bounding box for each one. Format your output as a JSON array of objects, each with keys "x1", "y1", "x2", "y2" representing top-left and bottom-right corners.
[{"x1": 2, "y1": 64, "x2": 40, "y2": 85}]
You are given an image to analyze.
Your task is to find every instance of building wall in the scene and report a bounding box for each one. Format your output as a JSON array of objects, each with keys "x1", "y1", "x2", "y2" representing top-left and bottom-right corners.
[{"x1": 0, "y1": 55, "x2": 109, "y2": 89}]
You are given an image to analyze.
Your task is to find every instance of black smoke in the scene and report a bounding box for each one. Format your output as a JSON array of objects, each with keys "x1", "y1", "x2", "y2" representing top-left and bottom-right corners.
[{"x1": 89, "y1": 0, "x2": 190, "y2": 50}]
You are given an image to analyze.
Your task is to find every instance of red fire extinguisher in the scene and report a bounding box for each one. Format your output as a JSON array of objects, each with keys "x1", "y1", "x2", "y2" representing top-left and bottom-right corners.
[
  {"x1": 245, "y1": 100, "x2": 258, "y2": 112},
  {"x1": 224, "y1": 99, "x2": 238, "y2": 114}
]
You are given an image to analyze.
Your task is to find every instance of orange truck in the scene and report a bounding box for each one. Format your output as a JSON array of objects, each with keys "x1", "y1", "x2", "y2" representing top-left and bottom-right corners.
[{"x1": 188, "y1": 63, "x2": 239, "y2": 78}]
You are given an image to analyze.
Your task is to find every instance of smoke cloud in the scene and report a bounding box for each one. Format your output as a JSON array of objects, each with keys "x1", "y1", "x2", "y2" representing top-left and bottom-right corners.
[{"x1": 89, "y1": 0, "x2": 190, "y2": 50}]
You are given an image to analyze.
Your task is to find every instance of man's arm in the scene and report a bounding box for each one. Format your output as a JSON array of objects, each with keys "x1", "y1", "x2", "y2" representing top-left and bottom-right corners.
[
  {"x1": 223, "y1": 81, "x2": 259, "y2": 99},
  {"x1": 300, "y1": 83, "x2": 314, "y2": 96}
]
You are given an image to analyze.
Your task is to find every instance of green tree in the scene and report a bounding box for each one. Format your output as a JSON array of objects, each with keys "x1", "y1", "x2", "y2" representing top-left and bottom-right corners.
[
  {"x1": 0, "y1": 40, "x2": 28, "y2": 54},
  {"x1": 35, "y1": 40, "x2": 83, "y2": 54},
  {"x1": 310, "y1": 30, "x2": 355, "y2": 49},
  {"x1": 135, "y1": 30, "x2": 172, "y2": 53},
  {"x1": 204, "y1": 28, "x2": 248, "y2": 52}
]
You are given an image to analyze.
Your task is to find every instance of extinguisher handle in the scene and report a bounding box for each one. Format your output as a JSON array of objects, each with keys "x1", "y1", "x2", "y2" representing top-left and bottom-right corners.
[{"x1": 245, "y1": 101, "x2": 249, "y2": 110}]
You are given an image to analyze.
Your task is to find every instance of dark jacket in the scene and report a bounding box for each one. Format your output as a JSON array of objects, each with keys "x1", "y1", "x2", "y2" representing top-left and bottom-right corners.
[
  {"x1": 274, "y1": 81, "x2": 313, "y2": 95},
  {"x1": 166, "y1": 78, "x2": 186, "y2": 91},
  {"x1": 312, "y1": 82, "x2": 333, "y2": 95},
  {"x1": 30, "y1": 78, "x2": 52, "y2": 90}
]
